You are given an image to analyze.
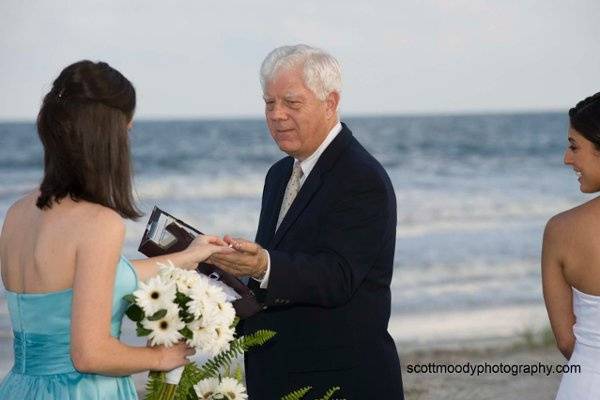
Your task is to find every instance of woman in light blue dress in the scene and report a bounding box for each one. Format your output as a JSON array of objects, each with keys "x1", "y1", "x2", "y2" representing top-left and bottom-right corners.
[{"x1": 0, "y1": 61, "x2": 231, "y2": 399}]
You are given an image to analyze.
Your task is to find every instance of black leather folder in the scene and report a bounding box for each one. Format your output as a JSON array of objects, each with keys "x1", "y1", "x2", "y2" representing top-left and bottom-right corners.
[{"x1": 138, "y1": 206, "x2": 260, "y2": 319}]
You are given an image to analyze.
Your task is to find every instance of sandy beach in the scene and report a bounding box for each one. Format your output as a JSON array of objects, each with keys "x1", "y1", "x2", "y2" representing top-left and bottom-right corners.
[{"x1": 401, "y1": 343, "x2": 563, "y2": 400}]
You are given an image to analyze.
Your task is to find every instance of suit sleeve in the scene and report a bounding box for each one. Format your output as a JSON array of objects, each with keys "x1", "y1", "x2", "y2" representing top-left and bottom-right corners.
[{"x1": 264, "y1": 172, "x2": 394, "y2": 308}]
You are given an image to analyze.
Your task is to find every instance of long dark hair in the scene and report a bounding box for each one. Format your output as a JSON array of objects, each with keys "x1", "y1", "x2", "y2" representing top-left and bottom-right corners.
[
  {"x1": 569, "y1": 92, "x2": 600, "y2": 149},
  {"x1": 36, "y1": 60, "x2": 142, "y2": 219}
]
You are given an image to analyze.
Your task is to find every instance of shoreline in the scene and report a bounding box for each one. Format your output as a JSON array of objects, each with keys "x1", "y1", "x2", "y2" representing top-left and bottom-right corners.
[{"x1": 389, "y1": 303, "x2": 550, "y2": 350}]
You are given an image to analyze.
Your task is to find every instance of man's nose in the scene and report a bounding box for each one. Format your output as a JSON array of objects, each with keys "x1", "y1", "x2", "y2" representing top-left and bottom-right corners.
[{"x1": 268, "y1": 103, "x2": 287, "y2": 121}]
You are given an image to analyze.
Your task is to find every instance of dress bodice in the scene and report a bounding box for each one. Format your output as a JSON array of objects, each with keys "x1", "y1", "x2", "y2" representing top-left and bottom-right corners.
[
  {"x1": 555, "y1": 287, "x2": 600, "y2": 399},
  {"x1": 5, "y1": 255, "x2": 137, "y2": 375},
  {"x1": 0, "y1": 255, "x2": 139, "y2": 400},
  {"x1": 572, "y1": 287, "x2": 600, "y2": 348}
]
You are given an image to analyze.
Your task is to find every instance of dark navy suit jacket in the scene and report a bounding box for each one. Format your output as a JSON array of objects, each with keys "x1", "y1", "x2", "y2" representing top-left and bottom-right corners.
[{"x1": 244, "y1": 123, "x2": 404, "y2": 399}]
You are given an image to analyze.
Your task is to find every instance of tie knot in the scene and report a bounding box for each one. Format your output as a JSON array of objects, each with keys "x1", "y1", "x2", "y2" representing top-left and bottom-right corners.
[{"x1": 292, "y1": 161, "x2": 303, "y2": 180}]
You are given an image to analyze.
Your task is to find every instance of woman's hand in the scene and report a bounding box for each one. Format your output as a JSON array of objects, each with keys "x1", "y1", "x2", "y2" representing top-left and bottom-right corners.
[
  {"x1": 155, "y1": 342, "x2": 196, "y2": 371},
  {"x1": 132, "y1": 235, "x2": 235, "y2": 279},
  {"x1": 184, "y1": 235, "x2": 234, "y2": 266}
]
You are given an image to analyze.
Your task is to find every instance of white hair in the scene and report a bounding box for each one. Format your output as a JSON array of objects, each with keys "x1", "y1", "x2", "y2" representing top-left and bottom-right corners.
[{"x1": 259, "y1": 44, "x2": 342, "y2": 101}]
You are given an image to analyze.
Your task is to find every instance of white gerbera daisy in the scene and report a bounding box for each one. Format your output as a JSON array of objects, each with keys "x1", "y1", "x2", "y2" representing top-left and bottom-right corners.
[
  {"x1": 218, "y1": 377, "x2": 247, "y2": 400},
  {"x1": 174, "y1": 269, "x2": 202, "y2": 296},
  {"x1": 193, "y1": 377, "x2": 220, "y2": 399},
  {"x1": 186, "y1": 278, "x2": 211, "y2": 319},
  {"x1": 211, "y1": 301, "x2": 236, "y2": 327},
  {"x1": 158, "y1": 261, "x2": 176, "y2": 277},
  {"x1": 188, "y1": 279, "x2": 231, "y2": 320},
  {"x1": 159, "y1": 261, "x2": 204, "y2": 297},
  {"x1": 203, "y1": 283, "x2": 227, "y2": 305},
  {"x1": 191, "y1": 277, "x2": 227, "y2": 304},
  {"x1": 143, "y1": 307, "x2": 185, "y2": 347},
  {"x1": 133, "y1": 275, "x2": 176, "y2": 316},
  {"x1": 187, "y1": 318, "x2": 218, "y2": 351},
  {"x1": 210, "y1": 324, "x2": 235, "y2": 356},
  {"x1": 186, "y1": 297, "x2": 207, "y2": 321}
]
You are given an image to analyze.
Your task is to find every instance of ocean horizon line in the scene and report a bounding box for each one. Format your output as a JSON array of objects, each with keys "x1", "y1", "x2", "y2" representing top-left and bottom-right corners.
[{"x1": 0, "y1": 108, "x2": 565, "y2": 124}]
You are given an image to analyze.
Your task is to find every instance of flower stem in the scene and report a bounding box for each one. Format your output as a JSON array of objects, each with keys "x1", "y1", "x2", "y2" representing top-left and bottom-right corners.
[{"x1": 158, "y1": 383, "x2": 177, "y2": 400}]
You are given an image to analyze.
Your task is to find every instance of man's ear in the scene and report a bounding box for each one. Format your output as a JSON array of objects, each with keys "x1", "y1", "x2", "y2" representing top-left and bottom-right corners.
[{"x1": 325, "y1": 91, "x2": 340, "y2": 119}]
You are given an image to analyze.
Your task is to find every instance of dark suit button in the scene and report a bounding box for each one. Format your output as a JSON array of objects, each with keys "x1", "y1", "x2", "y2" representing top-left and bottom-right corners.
[{"x1": 262, "y1": 305, "x2": 268, "y2": 310}]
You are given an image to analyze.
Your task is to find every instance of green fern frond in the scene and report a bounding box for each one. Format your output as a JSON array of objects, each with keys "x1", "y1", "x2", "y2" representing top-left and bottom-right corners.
[
  {"x1": 144, "y1": 371, "x2": 166, "y2": 400},
  {"x1": 198, "y1": 330, "x2": 276, "y2": 380},
  {"x1": 316, "y1": 386, "x2": 341, "y2": 400},
  {"x1": 281, "y1": 386, "x2": 312, "y2": 400},
  {"x1": 241, "y1": 329, "x2": 277, "y2": 348},
  {"x1": 173, "y1": 330, "x2": 276, "y2": 400},
  {"x1": 233, "y1": 363, "x2": 244, "y2": 381},
  {"x1": 173, "y1": 364, "x2": 201, "y2": 400}
]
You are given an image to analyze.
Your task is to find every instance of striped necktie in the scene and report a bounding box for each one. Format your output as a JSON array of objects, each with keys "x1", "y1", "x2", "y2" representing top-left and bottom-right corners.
[{"x1": 276, "y1": 161, "x2": 303, "y2": 231}]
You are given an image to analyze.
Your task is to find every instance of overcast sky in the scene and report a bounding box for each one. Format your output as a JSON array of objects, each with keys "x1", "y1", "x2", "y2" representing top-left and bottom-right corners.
[{"x1": 1, "y1": 1, "x2": 599, "y2": 121}]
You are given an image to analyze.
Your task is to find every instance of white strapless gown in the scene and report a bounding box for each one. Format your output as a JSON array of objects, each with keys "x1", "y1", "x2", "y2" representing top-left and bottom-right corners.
[{"x1": 556, "y1": 287, "x2": 600, "y2": 399}]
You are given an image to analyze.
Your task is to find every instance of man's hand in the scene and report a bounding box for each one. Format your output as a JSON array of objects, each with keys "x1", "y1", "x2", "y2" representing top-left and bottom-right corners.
[{"x1": 208, "y1": 235, "x2": 268, "y2": 279}]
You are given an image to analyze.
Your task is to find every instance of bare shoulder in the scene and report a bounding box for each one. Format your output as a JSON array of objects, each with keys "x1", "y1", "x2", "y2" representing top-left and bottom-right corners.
[
  {"x1": 7, "y1": 191, "x2": 38, "y2": 212},
  {"x1": 1, "y1": 192, "x2": 38, "y2": 231},
  {"x1": 75, "y1": 202, "x2": 125, "y2": 237},
  {"x1": 544, "y1": 199, "x2": 600, "y2": 241}
]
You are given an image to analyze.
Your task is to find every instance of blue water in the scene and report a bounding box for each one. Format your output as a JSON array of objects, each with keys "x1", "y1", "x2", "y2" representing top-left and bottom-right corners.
[{"x1": 0, "y1": 113, "x2": 587, "y2": 342}]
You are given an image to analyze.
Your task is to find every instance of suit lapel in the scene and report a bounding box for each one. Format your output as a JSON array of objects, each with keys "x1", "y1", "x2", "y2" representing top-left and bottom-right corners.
[
  {"x1": 269, "y1": 124, "x2": 354, "y2": 248},
  {"x1": 256, "y1": 157, "x2": 293, "y2": 247}
]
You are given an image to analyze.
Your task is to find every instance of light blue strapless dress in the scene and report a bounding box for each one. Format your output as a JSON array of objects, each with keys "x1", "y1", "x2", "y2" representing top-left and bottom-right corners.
[{"x1": 0, "y1": 256, "x2": 139, "y2": 399}]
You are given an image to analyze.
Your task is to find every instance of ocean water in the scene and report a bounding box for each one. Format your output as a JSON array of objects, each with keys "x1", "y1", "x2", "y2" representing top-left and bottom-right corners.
[{"x1": 0, "y1": 113, "x2": 587, "y2": 348}]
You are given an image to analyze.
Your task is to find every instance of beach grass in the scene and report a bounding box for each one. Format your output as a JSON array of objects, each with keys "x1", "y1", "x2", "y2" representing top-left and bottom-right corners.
[{"x1": 512, "y1": 325, "x2": 555, "y2": 351}]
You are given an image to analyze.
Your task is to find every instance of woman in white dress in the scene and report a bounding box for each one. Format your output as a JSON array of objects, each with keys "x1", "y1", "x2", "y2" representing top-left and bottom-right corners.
[{"x1": 543, "y1": 92, "x2": 600, "y2": 399}]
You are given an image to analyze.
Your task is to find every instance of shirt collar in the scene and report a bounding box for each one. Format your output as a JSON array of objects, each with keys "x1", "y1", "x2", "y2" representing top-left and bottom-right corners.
[{"x1": 296, "y1": 121, "x2": 342, "y2": 181}]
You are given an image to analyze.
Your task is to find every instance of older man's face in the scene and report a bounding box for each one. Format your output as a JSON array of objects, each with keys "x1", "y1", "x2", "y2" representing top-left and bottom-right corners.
[{"x1": 263, "y1": 67, "x2": 333, "y2": 160}]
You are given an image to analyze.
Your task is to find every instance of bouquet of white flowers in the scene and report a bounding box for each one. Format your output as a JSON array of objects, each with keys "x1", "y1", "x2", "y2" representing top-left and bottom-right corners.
[
  {"x1": 124, "y1": 261, "x2": 339, "y2": 400},
  {"x1": 124, "y1": 261, "x2": 274, "y2": 400}
]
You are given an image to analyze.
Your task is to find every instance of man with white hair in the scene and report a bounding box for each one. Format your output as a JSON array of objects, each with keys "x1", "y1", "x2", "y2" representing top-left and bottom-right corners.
[{"x1": 210, "y1": 44, "x2": 404, "y2": 399}]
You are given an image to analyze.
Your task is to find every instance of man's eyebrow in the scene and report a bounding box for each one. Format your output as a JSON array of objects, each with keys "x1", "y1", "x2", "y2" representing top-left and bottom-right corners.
[{"x1": 568, "y1": 137, "x2": 576, "y2": 143}]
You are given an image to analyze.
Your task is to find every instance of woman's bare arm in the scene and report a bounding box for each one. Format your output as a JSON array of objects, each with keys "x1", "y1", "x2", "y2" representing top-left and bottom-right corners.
[
  {"x1": 542, "y1": 216, "x2": 576, "y2": 359},
  {"x1": 70, "y1": 207, "x2": 192, "y2": 375}
]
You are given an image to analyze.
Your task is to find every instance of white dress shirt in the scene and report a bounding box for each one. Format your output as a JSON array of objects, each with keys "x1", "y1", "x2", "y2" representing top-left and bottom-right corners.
[{"x1": 256, "y1": 121, "x2": 342, "y2": 289}]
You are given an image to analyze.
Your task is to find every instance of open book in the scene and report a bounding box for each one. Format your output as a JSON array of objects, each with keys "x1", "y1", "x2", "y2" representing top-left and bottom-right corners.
[{"x1": 138, "y1": 206, "x2": 260, "y2": 319}]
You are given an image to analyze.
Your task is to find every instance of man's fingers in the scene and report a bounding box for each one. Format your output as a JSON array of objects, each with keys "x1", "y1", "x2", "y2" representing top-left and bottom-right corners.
[
  {"x1": 222, "y1": 236, "x2": 259, "y2": 254},
  {"x1": 211, "y1": 247, "x2": 237, "y2": 257},
  {"x1": 210, "y1": 254, "x2": 246, "y2": 269},
  {"x1": 210, "y1": 252, "x2": 248, "y2": 263},
  {"x1": 212, "y1": 261, "x2": 246, "y2": 277},
  {"x1": 231, "y1": 240, "x2": 259, "y2": 254},
  {"x1": 210, "y1": 245, "x2": 235, "y2": 254},
  {"x1": 223, "y1": 235, "x2": 252, "y2": 247},
  {"x1": 206, "y1": 235, "x2": 229, "y2": 246}
]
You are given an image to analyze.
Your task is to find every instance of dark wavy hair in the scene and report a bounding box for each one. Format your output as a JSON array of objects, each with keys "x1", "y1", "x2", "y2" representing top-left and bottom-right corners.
[
  {"x1": 569, "y1": 92, "x2": 600, "y2": 149},
  {"x1": 36, "y1": 60, "x2": 142, "y2": 219}
]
